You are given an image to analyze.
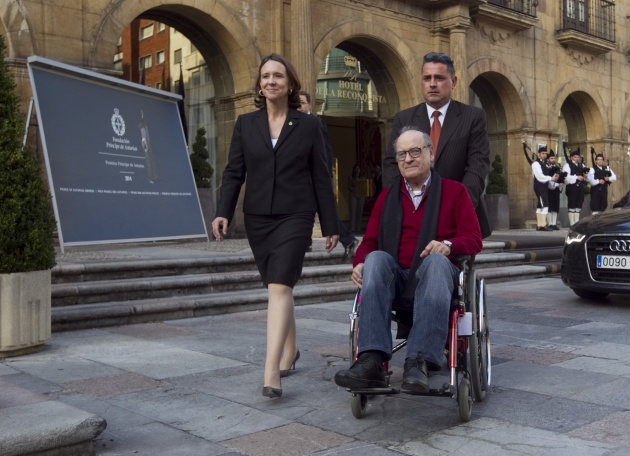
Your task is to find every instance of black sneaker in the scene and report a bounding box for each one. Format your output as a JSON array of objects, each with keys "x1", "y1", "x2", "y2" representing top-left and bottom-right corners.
[
  {"x1": 334, "y1": 353, "x2": 387, "y2": 388},
  {"x1": 401, "y1": 356, "x2": 429, "y2": 393}
]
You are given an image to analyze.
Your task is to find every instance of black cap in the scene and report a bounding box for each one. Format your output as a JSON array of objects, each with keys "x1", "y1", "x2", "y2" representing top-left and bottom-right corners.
[
  {"x1": 570, "y1": 149, "x2": 580, "y2": 157},
  {"x1": 538, "y1": 145, "x2": 547, "y2": 152},
  {"x1": 548, "y1": 150, "x2": 555, "y2": 157}
]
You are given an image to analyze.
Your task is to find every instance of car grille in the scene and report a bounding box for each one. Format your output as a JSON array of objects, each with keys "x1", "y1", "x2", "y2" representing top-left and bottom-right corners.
[{"x1": 586, "y1": 234, "x2": 630, "y2": 283}]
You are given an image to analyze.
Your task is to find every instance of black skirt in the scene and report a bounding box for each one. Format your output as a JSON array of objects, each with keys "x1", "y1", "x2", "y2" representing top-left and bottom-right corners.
[{"x1": 244, "y1": 212, "x2": 315, "y2": 288}]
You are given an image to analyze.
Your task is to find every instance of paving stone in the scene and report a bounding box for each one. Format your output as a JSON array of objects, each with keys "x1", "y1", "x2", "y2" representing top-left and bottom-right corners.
[
  {"x1": 94, "y1": 421, "x2": 233, "y2": 456},
  {"x1": 310, "y1": 440, "x2": 405, "y2": 456},
  {"x1": 393, "y1": 417, "x2": 616, "y2": 456},
  {"x1": 569, "y1": 377, "x2": 630, "y2": 409},
  {"x1": 63, "y1": 372, "x2": 163, "y2": 397},
  {"x1": 490, "y1": 346, "x2": 579, "y2": 365},
  {"x1": 474, "y1": 387, "x2": 619, "y2": 433},
  {"x1": 47, "y1": 391, "x2": 154, "y2": 431},
  {"x1": 0, "y1": 378, "x2": 49, "y2": 408},
  {"x1": 107, "y1": 385, "x2": 290, "y2": 441},
  {"x1": 221, "y1": 423, "x2": 354, "y2": 456},
  {"x1": 4, "y1": 354, "x2": 124, "y2": 383},
  {"x1": 107, "y1": 322, "x2": 205, "y2": 340},
  {"x1": 0, "y1": 364, "x2": 17, "y2": 376},
  {"x1": 0, "y1": 372, "x2": 64, "y2": 394},
  {"x1": 96, "y1": 347, "x2": 246, "y2": 379},
  {"x1": 568, "y1": 411, "x2": 630, "y2": 447},
  {"x1": 569, "y1": 342, "x2": 630, "y2": 361},
  {"x1": 554, "y1": 356, "x2": 630, "y2": 376},
  {"x1": 491, "y1": 360, "x2": 618, "y2": 399}
]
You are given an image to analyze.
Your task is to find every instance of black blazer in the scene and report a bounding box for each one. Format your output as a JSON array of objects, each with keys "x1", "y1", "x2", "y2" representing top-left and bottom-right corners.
[
  {"x1": 216, "y1": 109, "x2": 339, "y2": 236},
  {"x1": 383, "y1": 100, "x2": 492, "y2": 237}
]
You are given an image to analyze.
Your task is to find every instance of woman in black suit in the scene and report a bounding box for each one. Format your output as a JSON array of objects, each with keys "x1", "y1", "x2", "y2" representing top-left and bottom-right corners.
[{"x1": 212, "y1": 54, "x2": 339, "y2": 398}]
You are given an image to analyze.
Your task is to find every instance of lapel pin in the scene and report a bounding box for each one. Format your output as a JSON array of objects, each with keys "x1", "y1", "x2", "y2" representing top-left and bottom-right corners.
[{"x1": 289, "y1": 121, "x2": 293, "y2": 126}]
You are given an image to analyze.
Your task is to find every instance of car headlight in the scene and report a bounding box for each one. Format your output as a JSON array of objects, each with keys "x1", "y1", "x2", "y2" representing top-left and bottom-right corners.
[{"x1": 565, "y1": 230, "x2": 586, "y2": 245}]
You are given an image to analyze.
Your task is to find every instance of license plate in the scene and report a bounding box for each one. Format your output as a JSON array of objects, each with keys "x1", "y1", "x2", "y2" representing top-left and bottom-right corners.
[{"x1": 597, "y1": 255, "x2": 630, "y2": 269}]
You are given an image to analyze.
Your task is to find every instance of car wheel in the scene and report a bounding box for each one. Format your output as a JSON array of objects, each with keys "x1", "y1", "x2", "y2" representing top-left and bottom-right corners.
[{"x1": 572, "y1": 288, "x2": 609, "y2": 300}]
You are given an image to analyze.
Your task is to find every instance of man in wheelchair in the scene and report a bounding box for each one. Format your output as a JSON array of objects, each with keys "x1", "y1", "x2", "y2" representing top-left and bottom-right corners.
[{"x1": 334, "y1": 127, "x2": 483, "y2": 393}]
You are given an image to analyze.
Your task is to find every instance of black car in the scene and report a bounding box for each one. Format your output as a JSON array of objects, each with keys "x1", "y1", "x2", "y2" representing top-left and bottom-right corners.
[{"x1": 561, "y1": 202, "x2": 630, "y2": 300}]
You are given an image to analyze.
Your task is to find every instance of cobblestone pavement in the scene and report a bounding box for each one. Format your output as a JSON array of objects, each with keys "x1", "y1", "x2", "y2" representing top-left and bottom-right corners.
[{"x1": 2, "y1": 274, "x2": 630, "y2": 455}]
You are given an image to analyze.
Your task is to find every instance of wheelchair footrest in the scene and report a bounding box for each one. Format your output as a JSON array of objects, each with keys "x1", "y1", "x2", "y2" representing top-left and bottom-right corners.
[
  {"x1": 400, "y1": 387, "x2": 454, "y2": 397},
  {"x1": 348, "y1": 387, "x2": 399, "y2": 395},
  {"x1": 348, "y1": 386, "x2": 455, "y2": 397}
]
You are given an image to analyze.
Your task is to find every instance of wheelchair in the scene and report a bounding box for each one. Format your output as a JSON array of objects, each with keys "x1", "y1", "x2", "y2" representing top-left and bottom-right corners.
[{"x1": 344, "y1": 256, "x2": 490, "y2": 422}]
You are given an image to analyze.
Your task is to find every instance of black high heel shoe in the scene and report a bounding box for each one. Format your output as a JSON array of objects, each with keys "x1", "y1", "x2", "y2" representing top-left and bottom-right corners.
[
  {"x1": 261, "y1": 386, "x2": 282, "y2": 398},
  {"x1": 280, "y1": 350, "x2": 300, "y2": 378}
]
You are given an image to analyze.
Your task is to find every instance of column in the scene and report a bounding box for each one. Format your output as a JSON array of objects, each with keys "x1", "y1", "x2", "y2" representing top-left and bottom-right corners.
[
  {"x1": 291, "y1": 0, "x2": 315, "y2": 96},
  {"x1": 449, "y1": 26, "x2": 469, "y2": 104}
]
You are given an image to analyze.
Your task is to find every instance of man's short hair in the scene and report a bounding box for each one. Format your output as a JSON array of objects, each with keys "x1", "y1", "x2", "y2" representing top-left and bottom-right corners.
[
  {"x1": 298, "y1": 91, "x2": 311, "y2": 103},
  {"x1": 423, "y1": 52, "x2": 455, "y2": 77},
  {"x1": 393, "y1": 126, "x2": 433, "y2": 152}
]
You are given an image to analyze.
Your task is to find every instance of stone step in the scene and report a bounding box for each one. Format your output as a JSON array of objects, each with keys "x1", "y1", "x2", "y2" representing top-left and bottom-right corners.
[
  {"x1": 478, "y1": 262, "x2": 561, "y2": 283},
  {"x1": 52, "y1": 264, "x2": 352, "y2": 306},
  {"x1": 51, "y1": 250, "x2": 344, "y2": 284},
  {"x1": 52, "y1": 281, "x2": 357, "y2": 332},
  {"x1": 51, "y1": 249, "x2": 564, "y2": 307},
  {"x1": 51, "y1": 261, "x2": 563, "y2": 332},
  {"x1": 51, "y1": 235, "x2": 566, "y2": 285}
]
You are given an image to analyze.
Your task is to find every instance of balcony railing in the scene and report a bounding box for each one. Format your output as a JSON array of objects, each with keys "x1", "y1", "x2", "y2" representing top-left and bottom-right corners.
[
  {"x1": 488, "y1": 0, "x2": 537, "y2": 17},
  {"x1": 560, "y1": 0, "x2": 615, "y2": 42}
]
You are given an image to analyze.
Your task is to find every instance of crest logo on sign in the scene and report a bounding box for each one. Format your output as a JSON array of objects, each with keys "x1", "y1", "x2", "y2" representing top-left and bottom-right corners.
[{"x1": 111, "y1": 108, "x2": 126, "y2": 136}]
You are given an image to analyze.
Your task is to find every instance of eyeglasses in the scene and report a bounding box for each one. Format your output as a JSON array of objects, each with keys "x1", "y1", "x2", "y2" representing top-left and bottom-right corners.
[
  {"x1": 395, "y1": 146, "x2": 430, "y2": 161},
  {"x1": 423, "y1": 52, "x2": 453, "y2": 65}
]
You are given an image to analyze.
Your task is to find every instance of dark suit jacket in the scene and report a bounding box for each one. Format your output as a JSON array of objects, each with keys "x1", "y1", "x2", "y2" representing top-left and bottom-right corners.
[
  {"x1": 383, "y1": 100, "x2": 492, "y2": 237},
  {"x1": 216, "y1": 109, "x2": 339, "y2": 235}
]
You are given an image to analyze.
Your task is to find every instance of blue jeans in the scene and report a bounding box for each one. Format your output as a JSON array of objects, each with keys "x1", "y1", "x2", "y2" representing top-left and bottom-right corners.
[{"x1": 357, "y1": 251, "x2": 458, "y2": 368}]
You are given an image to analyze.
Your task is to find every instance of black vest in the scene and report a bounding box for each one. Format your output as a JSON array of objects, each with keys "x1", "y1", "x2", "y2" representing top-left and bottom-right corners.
[
  {"x1": 568, "y1": 161, "x2": 585, "y2": 176},
  {"x1": 593, "y1": 165, "x2": 608, "y2": 181}
]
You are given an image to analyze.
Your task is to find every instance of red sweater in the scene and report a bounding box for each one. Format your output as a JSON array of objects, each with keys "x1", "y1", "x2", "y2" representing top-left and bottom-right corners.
[{"x1": 353, "y1": 178, "x2": 483, "y2": 268}]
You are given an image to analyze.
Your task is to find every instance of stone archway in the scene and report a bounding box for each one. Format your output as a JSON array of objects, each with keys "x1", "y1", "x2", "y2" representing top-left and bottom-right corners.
[
  {"x1": 312, "y1": 24, "x2": 416, "y2": 227},
  {"x1": 0, "y1": 1, "x2": 38, "y2": 58},
  {"x1": 468, "y1": 59, "x2": 532, "y2": 227},
  {"x1": 314, "y1": 22, "x2": 418, "y2": 112},
  {"x1": 87, "y1": 1, "x2": 259, "y2": 98},
  {"x1": 550, "y1": 80, "x2": 607, "y2": 139}
]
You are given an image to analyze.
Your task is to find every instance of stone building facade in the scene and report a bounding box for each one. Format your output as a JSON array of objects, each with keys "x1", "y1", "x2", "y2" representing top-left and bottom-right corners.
[{"x1": 1, "y1": 0, "x2": 629, "y2": 229}]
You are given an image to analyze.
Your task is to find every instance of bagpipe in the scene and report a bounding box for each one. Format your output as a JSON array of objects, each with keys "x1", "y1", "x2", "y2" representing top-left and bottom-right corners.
[
  {"x1": 592, "y1": 146, "x2": 613, "y2": 179},
  {"x1": 563, "y1": 141, "x2": 588, "y2": 186},
  {"x1": 522, "y1": 141, "x2": 535, "y2": 166},
  {"x1": 547, "y1": 152, "x2": 567, "y2": 184}
]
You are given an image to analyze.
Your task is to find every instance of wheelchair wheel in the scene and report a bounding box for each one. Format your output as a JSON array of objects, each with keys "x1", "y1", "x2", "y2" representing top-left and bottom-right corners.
[
  {"x1": 350, "y1": 394, "x2": 367, "y2": 419},
  {"x1": 457, "y1": 377, "x2": 472, "y2": 422},
  {"x1": 469, "y1": 274, "x2": 491, "y2": 402}
]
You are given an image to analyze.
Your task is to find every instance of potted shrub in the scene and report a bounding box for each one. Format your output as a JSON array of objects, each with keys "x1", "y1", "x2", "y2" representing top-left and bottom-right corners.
[
  {"x1": 484, "y1": 154, "x2": 510, "y2": 230},
  {"x1": 0, "y1": 35, "x2": 56, "y2": 357},
  {"x1": 189, "y1": 127, "x2": 214, "y2": 232}
]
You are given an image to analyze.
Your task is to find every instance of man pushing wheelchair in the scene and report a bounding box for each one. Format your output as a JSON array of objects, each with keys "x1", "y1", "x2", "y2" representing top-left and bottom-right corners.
[{"x1": 334, "y1": 127, "x2": 483, "y2": 393}]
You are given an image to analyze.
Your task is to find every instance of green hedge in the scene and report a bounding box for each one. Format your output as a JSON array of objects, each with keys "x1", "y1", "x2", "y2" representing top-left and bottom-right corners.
[
  {"x1": 486, "y1": 154, "x2": 508, "y2": 195},
  {"x1": 0, "y1": 35, "x2": 56, "y2": 273}
]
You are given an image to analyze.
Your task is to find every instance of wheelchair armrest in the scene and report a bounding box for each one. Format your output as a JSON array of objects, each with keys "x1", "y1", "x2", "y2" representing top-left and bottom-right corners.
[{"x1": 454, "y1": 255, "x2": 474, "y2": 271}]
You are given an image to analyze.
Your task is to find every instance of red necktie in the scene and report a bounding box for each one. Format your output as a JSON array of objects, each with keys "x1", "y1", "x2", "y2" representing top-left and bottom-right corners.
[{"x1": 430, "y1": 111, "x2": 442, "y2": 149}]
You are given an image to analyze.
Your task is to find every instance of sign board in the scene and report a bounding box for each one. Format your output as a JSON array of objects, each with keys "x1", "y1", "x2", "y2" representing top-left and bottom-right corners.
[{"x1": 27, "y1": 56, "x2": 207, "y2": 248}]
